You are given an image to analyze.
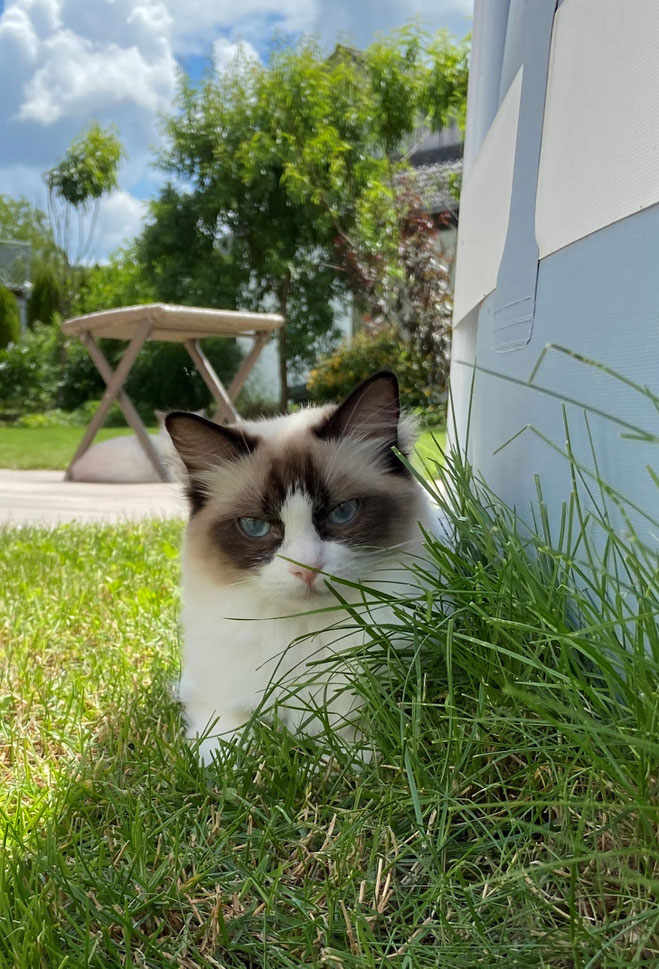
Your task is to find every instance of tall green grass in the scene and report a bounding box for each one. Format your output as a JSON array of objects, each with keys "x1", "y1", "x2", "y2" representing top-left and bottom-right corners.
[{"x1": 0, "y1": 373, "x2": 657, "y2": 965}]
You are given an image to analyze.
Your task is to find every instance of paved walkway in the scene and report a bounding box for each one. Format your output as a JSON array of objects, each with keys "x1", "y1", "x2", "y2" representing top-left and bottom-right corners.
[{"x1": 0, "y1": 470, "x2": 186, "y2": 526}]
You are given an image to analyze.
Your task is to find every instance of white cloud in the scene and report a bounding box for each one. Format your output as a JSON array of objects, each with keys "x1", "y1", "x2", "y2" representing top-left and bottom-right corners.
[
  {"x1": 311, "y1": 0, "x2": 471, "y2": 51},
  {"x1": 91, "y1": 190, "x2": 149, "y2": 261},
  {"x1": 212, "y1": 35, "x2": 260, "y2": 71},
  {"x1": 1, "y1": 1, "x2": 177, "y2": 125},
  {"x1": 166, "y1": 0, "x2": 317, "y2": 54},
  {"x1": 0, "y1": 4, "x2": 38, "y2": 72},
  {"x1": 0, "y1": 0, "x2": 178, "y2": 258},
  {"x1": 0, "y1": 162, "x2": 49, "y2": 209},
  {"x1": 19, "y1": 34, "x2": 173, "y2": 124}
]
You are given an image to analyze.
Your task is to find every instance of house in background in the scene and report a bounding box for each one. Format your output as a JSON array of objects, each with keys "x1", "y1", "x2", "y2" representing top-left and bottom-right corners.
[
  {"x1": 406, "y1": 121, "x2": 462, "y2": 262},
  {"x1": 450, "y1": 0, "x2": 659, "y2": 545}
]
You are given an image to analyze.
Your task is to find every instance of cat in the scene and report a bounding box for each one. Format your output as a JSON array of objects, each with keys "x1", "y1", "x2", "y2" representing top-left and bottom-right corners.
[
  {"x1": 166, "y1": 372, "x2": 440, "y2": 764},
  {"x1": 69, "y1": 410, "x2": 200, "y2": 484}
]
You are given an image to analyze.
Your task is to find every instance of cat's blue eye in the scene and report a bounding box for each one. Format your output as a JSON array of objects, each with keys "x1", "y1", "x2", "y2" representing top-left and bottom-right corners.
[
  {"x1": 239, "y1": 517, "x2": 272, "y2": 538},
  {"x1": 327, "y1": 500, "x2": 359, "y2": 525}
]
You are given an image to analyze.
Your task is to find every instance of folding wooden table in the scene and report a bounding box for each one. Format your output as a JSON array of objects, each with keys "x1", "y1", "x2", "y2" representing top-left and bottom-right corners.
[{"x1": 61, "y1": 302, "x2": 284, "y2": 482}]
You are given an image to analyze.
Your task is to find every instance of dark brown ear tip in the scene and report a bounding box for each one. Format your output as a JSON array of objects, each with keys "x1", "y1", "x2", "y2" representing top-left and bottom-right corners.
[
  {"x1": 165, "y1": 410, "x2": 194, "y2": 422},
  {"x1": 314, "y1": 369, "x2": 402, "y2": 442},
  {"x1": 359, "y1": 371, "x2": 401, "y2": 407},
  {"x1": 165, "y1": 411, "x2": 212, "y2": 432},
  {"x1": 363, "y1": 370, "x2": 399, "y2": 389},
  {"x1": 164, "y1": 410, "x2": 184, "y2": 434},
  {"x1": 370, "y1": 369, "x2": 398, "y2": 379}
]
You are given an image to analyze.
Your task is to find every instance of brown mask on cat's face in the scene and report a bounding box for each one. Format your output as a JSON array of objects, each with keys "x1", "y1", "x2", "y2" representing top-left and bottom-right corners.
[{"x1": 166, "y1": 373, "x2": 426, "y2": 585}]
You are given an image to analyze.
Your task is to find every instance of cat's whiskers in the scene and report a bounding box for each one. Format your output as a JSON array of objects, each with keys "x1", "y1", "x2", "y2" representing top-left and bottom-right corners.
[{"x1": 168, "y1": 372, "x2": 441, "y2": 763}]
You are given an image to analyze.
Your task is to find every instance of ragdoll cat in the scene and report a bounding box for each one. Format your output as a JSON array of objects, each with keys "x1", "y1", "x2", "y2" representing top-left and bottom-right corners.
[
  {"x1": 166, "y1": 372, "x2": 438, "y2": 764},
  {"x1": 70, "y1": 410, "x2": 198, "y2": 483}
]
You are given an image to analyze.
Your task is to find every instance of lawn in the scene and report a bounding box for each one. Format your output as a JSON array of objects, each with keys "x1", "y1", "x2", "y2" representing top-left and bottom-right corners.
[
  {"x1": 1, "y1": 454, "x2": 657, "y2": 967},
  {"x1": 414, "y1": 426, "x2": 446, "y2": 469},
  {"x1": 0, "y1": 425, "x2": 156, "y2": 471},
  {"x1": 0, "y1": 424, "x2": 446, "y2": 471}
]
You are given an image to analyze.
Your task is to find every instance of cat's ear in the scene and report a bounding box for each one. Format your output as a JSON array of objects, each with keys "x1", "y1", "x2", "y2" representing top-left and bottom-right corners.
[
  {"x1": 165, "y1": 412, "x2": 256, "y2": 476},
  {"x1": 316, "y1": 371, "x2": 400, "y2": 442}
]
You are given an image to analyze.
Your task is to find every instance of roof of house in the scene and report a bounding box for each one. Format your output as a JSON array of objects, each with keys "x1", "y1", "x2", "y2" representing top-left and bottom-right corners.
[
  {"x1": 408, "y1": 159, "x2": 462, "y2": 214},
  {"x1": 404, "y1": 123, "x2": 463, "y2": 215}
]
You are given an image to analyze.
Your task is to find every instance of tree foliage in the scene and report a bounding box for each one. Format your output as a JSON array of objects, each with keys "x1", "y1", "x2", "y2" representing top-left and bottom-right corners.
[
  {"x1": 0, "y1": 286, "x2": 20, "y2": 349},
  {"x1": 0, "y1": 195, "x2": 58, "y2": 264},
  {"x1": 150, "y1": 25, "x2": 468, "y2": 409},
  {"x1": 45, "y1": 123, "x2": 126, "y2": 310},
  {"x1": 0, "y1": 323, "x2": 62, "y2": 414},
  {"x1": 307, "y1": 325, "x2": 446, "y2": 419},
  {"x1": 338, "y1": 176, "x2": 453, "y2": 395},
  {"x1": 45, "y1": 123, "x2": 124, "y2": 209},
  {"x1": 74, "y1": 248, "x2": 155, "y2": 316},
  {"x1": 27, "y1": 263, "x2": 62, "y2": 327},
  {"x1": 136, "y1": 187, "x2": 242, "y2": 310}
]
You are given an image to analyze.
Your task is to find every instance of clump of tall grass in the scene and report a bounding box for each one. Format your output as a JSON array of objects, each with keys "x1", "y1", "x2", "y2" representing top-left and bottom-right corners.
[
  {"x1": 1, "y1": 353, "x2": 657, "y2": 967},
  {"x1": 266, "y1": 353, "x2": 659, "y2": 966}
]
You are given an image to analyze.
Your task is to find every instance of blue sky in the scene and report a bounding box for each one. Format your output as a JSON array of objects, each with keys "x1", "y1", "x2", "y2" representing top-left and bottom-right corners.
[{"x1": 0, "y1": 0, "x2": 472, "y2": 260}]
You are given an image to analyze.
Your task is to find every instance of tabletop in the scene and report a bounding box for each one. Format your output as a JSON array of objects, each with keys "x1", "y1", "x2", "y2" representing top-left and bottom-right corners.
[{"x1": 61, "y1": 302, "x2": 284, "y2": 343}]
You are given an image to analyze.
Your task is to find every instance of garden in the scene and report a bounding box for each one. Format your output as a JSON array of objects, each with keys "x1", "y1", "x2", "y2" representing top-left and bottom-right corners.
[{"x1": 1, "y1": 21, "x2": 658, "y2": 969}]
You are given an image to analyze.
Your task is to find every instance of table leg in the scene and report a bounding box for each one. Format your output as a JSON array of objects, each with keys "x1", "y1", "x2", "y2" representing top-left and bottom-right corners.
[
  {"x1": 64, "y1": 323, "x2": 169, "y2": 483},
  {"x1": 184, "y1": 339, "x2": 238, "y2": 423},
  {"x1": 228, "y1": 331, "x2": 270, "y2": 403}
]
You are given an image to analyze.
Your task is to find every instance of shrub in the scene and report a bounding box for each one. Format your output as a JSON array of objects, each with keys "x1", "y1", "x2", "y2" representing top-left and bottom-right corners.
[
  {"x1": 55, "y1": 337, "x2": 108, "y2": 412},
  {"x1": 15, "y1": 400, "x2": 126, "y2": 428},
  {"x1": 27, "y1": 263, "x2": 62, "y2": 327},
  {"x1": 307, "y1": 326, "x2": 447, "y2": 422},
  {"x1": 0, "y1": 286, "x2": 20, "y2": 349},
  {"x1": 235, "y1": 386, "x2": 281, "y2": 420},
  {"x1": 126, "y1": 338, "x2": 243, "y2": 415},
  {"x1": 0, "y1": 323, "x2": 60, "y2": 415}
]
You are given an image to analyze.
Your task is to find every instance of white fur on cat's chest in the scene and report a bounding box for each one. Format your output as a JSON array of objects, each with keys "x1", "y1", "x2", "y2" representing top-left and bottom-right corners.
[{"x1": 179, "y1": 564, "x2": 375, "y2": 763}]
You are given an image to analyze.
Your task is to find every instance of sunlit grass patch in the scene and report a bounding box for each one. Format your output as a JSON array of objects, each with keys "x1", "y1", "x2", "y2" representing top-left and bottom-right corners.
[
  {"x1": 0, "y1": 440, "x2": 658, "y2": 966},
  {"x1": 0, "y1": 424, "x2": 445, "y2": 472},
  {"x1": 0, "y1": 425, "x2": 157, "y2": 471}
]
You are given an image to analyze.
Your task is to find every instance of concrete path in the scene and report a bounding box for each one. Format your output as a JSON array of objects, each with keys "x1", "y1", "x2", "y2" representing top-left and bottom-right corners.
[{"x1": 0, "y1": 470, "x2": 186, "y2": 526}]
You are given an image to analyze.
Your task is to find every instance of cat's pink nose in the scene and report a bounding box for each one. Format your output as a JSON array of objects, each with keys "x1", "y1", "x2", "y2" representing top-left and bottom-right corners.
[{"x1": 290, "y1": 566, "x2": 319, "y2": 588}]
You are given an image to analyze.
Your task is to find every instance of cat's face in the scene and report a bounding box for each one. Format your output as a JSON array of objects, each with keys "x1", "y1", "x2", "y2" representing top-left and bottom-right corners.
[{"x1": 167, "y1": 373, "x2": 427, "y2": 603}]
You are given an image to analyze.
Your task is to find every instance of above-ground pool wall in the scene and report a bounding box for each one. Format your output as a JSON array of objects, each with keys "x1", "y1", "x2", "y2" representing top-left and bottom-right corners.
[{"x1": 450, "y1": 0, "x2": 659, "y2": 547}]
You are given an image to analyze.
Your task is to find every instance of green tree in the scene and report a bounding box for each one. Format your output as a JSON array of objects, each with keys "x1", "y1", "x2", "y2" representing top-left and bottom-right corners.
[
  {"x1": 74, "y1": 247, "x2": 155, "y2": 316},
  {"x1": 136, "y1": 186, "x2": 243, "y2": 309},
  {"x1": 0, "y1": 286, "x2": 21, "y2": 349},
  {"x1": 151, "y1": 26, "x2": 468, "y2": 410},
  {"x1": 0, "y1": 195, "x2": 58, "y2": 264},
  {"x1": 45, "y1": 123, "x2": 125, "y2": 311},
  {"x1": 46, "y1": 123, "x2": 124, "y2": 209},
  {"x1": 337, "y1": 175, "x2": 454, "y2": 396}
]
